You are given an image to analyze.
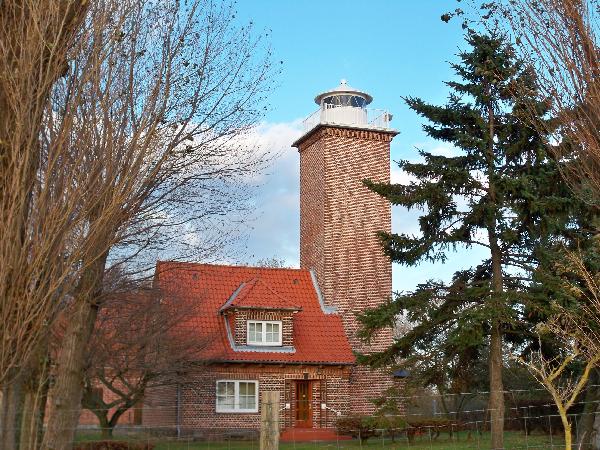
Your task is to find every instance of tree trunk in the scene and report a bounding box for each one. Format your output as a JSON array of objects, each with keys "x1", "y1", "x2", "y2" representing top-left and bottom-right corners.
[
  {"x1": 489, "y1": 322, "x2": 504, "y2": 450},
  {"x1": 558, "y1": 405, "x2": 572, "y2": 450},
  {"x1": 99, "y1": 416, "x2": 112, "y2": 439},
  {"x1": 1, "y1": 375, "x2": 24, "y2": 450},
  {"x1": 20, "y1": 389, "x2": 37, "y2": 450},
  {"x1": 34, "y1": 374, "x2": 50, "y2": 450},
  {"x1": 42, "y1": 252, "x2": 108, "y2": 450},
  {"x1": 42, "y1": 300, "x2": 98, "y2": 449},
  {"x1": 577, "y1": 369, "x2": 600, "y2": 450},
  {"x1": 488, "y1": 227, "x2": 506, "y2": 450},
  {"x1": 259, "y1": 391, "x2": 279, "y2": 450},
  {"x1": 1, "y1": 384, "x2": 7, "y2": 444},
  {"x1": 17, "y1": 337, "x2": 51, "y2": 450},
  {"x1": 19, "y1": 369, "x2": 49, "y2": 450},
  {"x1": 485, "y1": 83, "x2": 505, "y2": 450},
  {"x1": 488, "y1": 233, "x2": 505, "y2": 449}
]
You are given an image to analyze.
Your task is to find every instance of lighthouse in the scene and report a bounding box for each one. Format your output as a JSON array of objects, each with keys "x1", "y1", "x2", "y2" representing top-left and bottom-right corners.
[{"x1": 293, "y1": 80, "x2": 398, "y2": 414}]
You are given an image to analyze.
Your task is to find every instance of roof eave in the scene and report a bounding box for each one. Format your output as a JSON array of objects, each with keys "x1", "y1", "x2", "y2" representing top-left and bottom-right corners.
[
  {"x1": 292, "y1": 123, "x2": 399, "y2": 149},
  {"x1": 207, "y1": 359, "x2": 356, "y2": 366}
]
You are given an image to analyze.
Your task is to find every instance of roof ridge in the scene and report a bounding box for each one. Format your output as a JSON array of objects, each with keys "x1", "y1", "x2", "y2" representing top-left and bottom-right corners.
[{"x1": 156, "y1": 260, "x2": 307, "y2": 273}]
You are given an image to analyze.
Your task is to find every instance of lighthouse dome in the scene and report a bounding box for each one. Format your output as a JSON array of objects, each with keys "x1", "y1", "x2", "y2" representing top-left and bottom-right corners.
[{"x1": 314, "y1": 79, "x2": 373, "y2": 107}]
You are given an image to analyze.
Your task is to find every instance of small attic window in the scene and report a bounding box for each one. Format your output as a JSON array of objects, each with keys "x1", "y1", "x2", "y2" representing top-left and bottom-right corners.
[{"x1": 247, "y1": 320, "x2": 282, "y2": 346}]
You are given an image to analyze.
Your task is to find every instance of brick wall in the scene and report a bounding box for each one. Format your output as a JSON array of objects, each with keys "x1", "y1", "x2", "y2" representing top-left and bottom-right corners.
[
  {"x1": 230, "y1": 309, "x2": 295, "y2": 347},
  {"x1": 142, "y1": 363, "x2": 351, "y2": 436},
  {"x1": 297, "y1": 125, "x2": 396, "y2": 414},
  {"x1": 142, "y1": 384, "x2": 178, "y2": 433}
]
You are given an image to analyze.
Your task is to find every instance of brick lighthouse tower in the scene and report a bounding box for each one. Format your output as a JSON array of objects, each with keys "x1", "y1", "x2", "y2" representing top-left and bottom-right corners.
[{"x1": 292, "y1": 80, "x2": 398, "y2": 414}]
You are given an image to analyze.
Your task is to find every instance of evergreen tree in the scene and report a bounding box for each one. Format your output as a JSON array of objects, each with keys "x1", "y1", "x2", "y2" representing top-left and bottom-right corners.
[{"x1": 358, "y1": 32, "x2": 592, "y2": 449}]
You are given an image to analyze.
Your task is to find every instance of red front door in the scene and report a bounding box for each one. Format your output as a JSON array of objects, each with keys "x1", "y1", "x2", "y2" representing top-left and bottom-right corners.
[{"x1": 295, "y1": 380, "x2": 312, "y2": 428}]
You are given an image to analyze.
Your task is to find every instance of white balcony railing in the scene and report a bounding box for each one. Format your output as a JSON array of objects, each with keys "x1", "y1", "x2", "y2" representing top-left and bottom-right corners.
[{"x1": 302, "y1": 103, "x2": 393, "y2": 133}]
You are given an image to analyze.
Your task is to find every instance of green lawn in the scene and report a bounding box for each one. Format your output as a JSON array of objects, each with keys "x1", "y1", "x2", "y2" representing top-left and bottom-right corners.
[{"x1": 77, "y1": 431, "x2": 565, "y2": 449}]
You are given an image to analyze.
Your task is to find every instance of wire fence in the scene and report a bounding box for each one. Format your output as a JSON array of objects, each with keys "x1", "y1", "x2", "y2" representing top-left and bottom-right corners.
[
  {"x1": 11, "y1": 387, "x2": 600, "y2": 449},
  {"x1": 69, "y1": 425, "x2": 566, "y2": 450}
]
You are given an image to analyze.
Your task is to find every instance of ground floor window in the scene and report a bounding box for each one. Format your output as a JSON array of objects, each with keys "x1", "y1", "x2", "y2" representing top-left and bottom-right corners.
[{"x1": 216, "y1": 380, "x2": 258, "y2": 413}]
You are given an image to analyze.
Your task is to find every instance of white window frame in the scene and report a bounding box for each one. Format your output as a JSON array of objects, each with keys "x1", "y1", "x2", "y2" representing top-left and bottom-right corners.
[
  {"x1": 247, "y1": 320, "x2": 283, "y2": 346},
  {"x1": 215, "y1": 380, "x2": 259, "y2": 413}
]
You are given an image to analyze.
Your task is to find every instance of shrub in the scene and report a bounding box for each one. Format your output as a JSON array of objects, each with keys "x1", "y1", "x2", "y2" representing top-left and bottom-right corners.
[
  {"x1": 336, "y1": 415, "x2": 379, "y2": 443},
  {"x1": 404, "y1": 418, "x2": 465, "y2": 442},
  {"x1": 376, "y1": 415, "x2": 407, "y2": 442}
]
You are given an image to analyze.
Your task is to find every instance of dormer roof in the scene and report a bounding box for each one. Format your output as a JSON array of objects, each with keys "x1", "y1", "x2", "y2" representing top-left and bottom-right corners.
[{"x1": 219, "y1": 278, "x2": 302, "y2": 313}]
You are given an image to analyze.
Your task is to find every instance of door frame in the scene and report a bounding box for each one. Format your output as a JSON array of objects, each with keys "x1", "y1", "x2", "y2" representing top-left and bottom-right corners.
[{"x1": 295, "y1": 380, "x2": 313, "y2": 428}]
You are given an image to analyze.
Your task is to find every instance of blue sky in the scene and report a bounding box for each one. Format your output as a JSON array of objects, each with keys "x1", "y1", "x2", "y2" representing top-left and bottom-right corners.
[{"x1": 229, "y1": 0, "x2": 489, "y2": 292}]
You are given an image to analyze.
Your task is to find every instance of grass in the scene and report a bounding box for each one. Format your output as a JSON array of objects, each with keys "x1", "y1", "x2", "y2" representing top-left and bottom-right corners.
[{"x1": 76, "y1": 431, "x2": 565, "y2": 449}]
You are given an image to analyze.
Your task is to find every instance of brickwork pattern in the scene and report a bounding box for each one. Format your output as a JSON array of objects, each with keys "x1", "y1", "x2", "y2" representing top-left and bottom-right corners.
[
  {"x1": 142, "y1": 364, "x2": 350, "y2": 436},
  {"x1": 231, "y1": 310, "x2": 295, "y2": 347},
  {"x1": 142, "y1": 384, "x2": 178, "y2": 431},
  {"x1": 297, "y1": 125, "x2": 396, "y2": 415},
  {"x1": 299, "y1": 132, "x2": 326, "y2": 298}
]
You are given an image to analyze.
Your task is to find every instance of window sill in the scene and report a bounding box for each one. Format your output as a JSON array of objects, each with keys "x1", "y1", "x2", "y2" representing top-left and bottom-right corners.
[
  {"x1": 216, "y1": 409, "x2": 259, "y2": 414},
  {"x1": 233, "y1": 344, "x2": 296, "y2": 353},
  {"x1": 246, "y1": 342, "x2": 283, "y2": 347}
]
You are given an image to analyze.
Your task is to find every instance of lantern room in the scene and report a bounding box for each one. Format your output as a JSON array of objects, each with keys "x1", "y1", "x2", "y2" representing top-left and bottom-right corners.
[{"x1": 299, "y1": 79, "x2": 393, "y2": 136}]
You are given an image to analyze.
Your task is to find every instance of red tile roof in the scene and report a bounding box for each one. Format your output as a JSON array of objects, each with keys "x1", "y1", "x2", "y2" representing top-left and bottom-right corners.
[
  {"x1": 221, "y1": 277, "x2": 302, "y2": 312},
  {"x1": 155, "y1": 261, "x2": 355, "y2": 365}
]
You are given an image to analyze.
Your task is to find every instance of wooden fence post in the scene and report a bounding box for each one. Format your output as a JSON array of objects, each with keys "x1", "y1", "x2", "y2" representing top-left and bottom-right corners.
[{"x1": 260, "y1": 390, "x2": 280, "y2": 450}]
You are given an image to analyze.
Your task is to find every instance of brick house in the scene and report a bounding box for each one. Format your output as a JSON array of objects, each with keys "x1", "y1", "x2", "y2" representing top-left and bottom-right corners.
[
  {"x1": 141, "y1": 263, "x2": 354, "y2": 437},
  {"x1": 139, "y1": 80, "x2": 399, "y2": 437}
]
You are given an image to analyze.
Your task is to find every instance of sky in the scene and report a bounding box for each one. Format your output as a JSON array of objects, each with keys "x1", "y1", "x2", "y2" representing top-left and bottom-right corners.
[{"x1": 227, "y1": 0, "x2": 489, "y2": 293}]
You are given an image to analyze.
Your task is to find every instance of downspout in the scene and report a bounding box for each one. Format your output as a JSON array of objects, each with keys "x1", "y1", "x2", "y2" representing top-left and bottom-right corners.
[{"x1": 176, "y1": 383, "x2": 181, "y2": 438}]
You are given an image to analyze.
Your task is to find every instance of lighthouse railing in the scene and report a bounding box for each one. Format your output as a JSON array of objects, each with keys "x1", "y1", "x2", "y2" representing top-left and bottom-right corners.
[{"x1": 302, "y1": 104, "x2": 392, "y2": 133}]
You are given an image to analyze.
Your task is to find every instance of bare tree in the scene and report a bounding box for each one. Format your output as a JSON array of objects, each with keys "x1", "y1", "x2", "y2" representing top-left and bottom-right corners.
[
  {"x1": 514, "y1": 335, "x2": 600, "y2": 450},
  {"x1": 492, "y1": 2, "x2": 600, "y2": 447},
  {"x1": 255, "y1": 256, "x2": 289, "y2": 268},
  {"x1": 444, "y1": 1, "x2": 600, "y2": 204},
  {"x1": 39, "y1": 1, "x2": 274, "y2": 448},
  {"x1": 441, "y1": 4, "x2": 600, "y2": 447},
  {"x1": 497, "y1": 0, "x2": 600, "y2": 204},
  {"x1": 78, "y1": 285, "x2": 212, "y2": 438},
  {"x1": 512, "y1": 244, "x2": 600, "y2": 450},
  {"x1": 0, "y1": 0, "x2": 89, "y2": 386},
  {"x1": 0, "y1": 4, "x2": 125, "y2": 449}
]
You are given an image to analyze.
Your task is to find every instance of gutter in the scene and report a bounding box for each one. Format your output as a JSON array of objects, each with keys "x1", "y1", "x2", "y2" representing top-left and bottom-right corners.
[
  {"x1": 309, "y1": 270, "x2": 337, "y2": 314},
  {"x1": 214, "y1": 359, "x2": 355, "y2": 366}
]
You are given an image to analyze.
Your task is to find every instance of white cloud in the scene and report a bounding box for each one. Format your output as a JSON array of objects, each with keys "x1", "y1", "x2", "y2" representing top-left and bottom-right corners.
[
  {"x1": 237, "y1": 120, "x2": 303, "y2": 183},
  {"x1": 390, "y1": 166, "x2": 418, "y2": 185},
  {"x1": 228, "y1": 120, "x2": 303, "y2": 267},
  {"x1": 410, "y1": 141, "x2": 461, "y2": 159}
]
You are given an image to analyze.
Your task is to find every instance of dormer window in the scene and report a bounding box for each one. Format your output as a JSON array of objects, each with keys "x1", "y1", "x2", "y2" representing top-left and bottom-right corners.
[{"x1": 247, "y1": 320, "x2": 282, "y2": 346}]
